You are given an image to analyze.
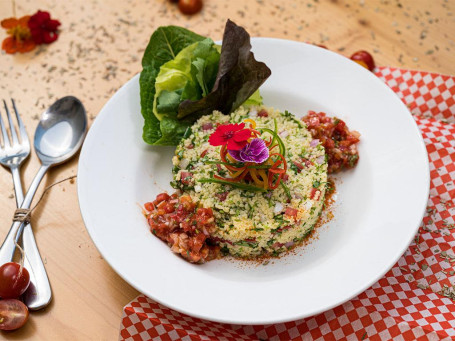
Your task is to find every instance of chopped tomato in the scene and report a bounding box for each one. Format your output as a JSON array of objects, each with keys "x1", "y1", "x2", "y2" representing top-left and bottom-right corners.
[
  {"x1": 144, "y1": 202, "x2": 155, "y2": 211},
  {"x1": 309, "y1": 187, "x2": 319, "y2": 200},
  {"x1": 145, "y1": 193, "x2": 219, "y2": 263},
  {"x1": 153, "y1": 193, "x2": 170, "y2": 206},
  {"x1": 302, "y1": 111, "x2": 360, "y2": 173},
  {"x1": 285, "y1": 207, "x2": 298, "y2": 217},
  {"x1": 292, "y1": 161, "x2": 304, "y2": 172},
  {"x1": 196, "y1": 207, "x2": 214, "y2": 225},
  {"x1": 301, "y1": 158, "x2": 314, "y2": 167},
  {"x1": 257, "y1": 109, "x2": 268, "y2": 117},
  {"x1": 163, "y1": 202, "x2": 175, "y2": 213},
  {"x1": 180, "y1": 171, "x2": 193, "y2": 185}
]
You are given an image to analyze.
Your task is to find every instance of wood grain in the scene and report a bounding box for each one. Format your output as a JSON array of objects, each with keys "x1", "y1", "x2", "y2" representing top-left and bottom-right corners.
[{"x1": 0, "y1": 0, "x2": 453, "y2": 339}]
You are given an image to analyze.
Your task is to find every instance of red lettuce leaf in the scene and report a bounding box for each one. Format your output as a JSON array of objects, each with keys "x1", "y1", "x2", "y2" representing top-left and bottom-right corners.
[{"x1": 177, "y1": 19, "x2": 271, "y2": 119}]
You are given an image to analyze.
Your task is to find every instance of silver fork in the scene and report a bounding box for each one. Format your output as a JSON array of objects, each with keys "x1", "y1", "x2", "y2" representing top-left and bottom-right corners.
[{"x1": 0, "y1": 99, "x2": 52, "y2": 310}]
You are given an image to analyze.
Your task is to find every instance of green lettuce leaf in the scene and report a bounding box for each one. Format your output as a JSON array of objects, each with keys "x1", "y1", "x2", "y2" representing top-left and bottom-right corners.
[
  {"x1": 150, "y1": 38, "x2": 220, "y2": 144},
  {"x1": 139, "y1": 26, "x2": 205, "y2": 145},
  {"x1": 243, "y1": 89, "x2": 263, "y2": 106},
  {"x1": 153, "y1": 38, "x2": 220, "y2": 119}
]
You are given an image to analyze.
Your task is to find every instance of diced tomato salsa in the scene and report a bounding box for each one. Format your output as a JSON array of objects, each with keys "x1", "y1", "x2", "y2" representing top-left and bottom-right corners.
[
  {"x1": 144, "y1": 193, "x2": 220, "y2": 263},
  {"x1": 302, "y1": 111, "x2": 360, "y2": 173}
]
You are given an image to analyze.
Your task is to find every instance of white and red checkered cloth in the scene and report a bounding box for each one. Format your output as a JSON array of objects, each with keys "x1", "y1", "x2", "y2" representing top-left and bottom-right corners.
[{"x1": 119, "y1": 67, "x2": 455, "y2": 341}]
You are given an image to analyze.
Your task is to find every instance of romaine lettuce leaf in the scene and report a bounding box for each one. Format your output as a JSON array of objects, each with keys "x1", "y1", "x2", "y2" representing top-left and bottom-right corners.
[
  {"x1": 153, "y1": 38, "x2": 220, "y2": 121},
  {"x1": 149, "y1": 38, "x2": 220, "y2": 144},
  {"x1": 139, "y1": 26, "x2": 205, "y2": 145}
]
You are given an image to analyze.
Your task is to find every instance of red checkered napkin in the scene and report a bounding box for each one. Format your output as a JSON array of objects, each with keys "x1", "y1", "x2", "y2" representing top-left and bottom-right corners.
[{"x1": 120, "y1": 67, "x2": 455, "y2": 341}]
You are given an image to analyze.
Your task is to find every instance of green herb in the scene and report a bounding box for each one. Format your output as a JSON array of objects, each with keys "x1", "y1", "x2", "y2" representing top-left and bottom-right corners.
[
  {"x1": 198, "y1": 178, "x2": 267, "y2": 192},
  {"x1": 283, "y1": 110, "x2": 304, "y2": 127},
  {"x1": 349, "y1": 154, "x2": 359, "y2": 167},
  {"x1": 252, "y1": 227, "x2": 264, "y2": 232},
  {"x1": 280, "y1": 181, "x2": 292, "y2": 200},
  {"x1": 235, "y1": 240, "x2": 258, "y2": 248},
  {"x1": 313, "y1": 180, "x2": 320, "y2": 188},
  {"x1": 220, "y1": 245, "x2": 229, "y2": 255},
  {"x1": 289, "y1": 162, "x2": 300, "y2": 174},
  {"x1": 205, "y1": 160, "x2": 243, "y2": 166},
  {"x1": 182, "y1": 127, "x2": 192, "y2": 139},
  {"x1": 247, "y1": 203, "x2": 254, "y2": 219},
  {"x1": 271, "y1": 227, "x2": 281, "y2": 234}
]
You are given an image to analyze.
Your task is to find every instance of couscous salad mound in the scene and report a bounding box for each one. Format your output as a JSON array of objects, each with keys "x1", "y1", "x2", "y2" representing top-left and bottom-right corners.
[
  {"x1": 172, "y1": 106, "x2": 328, "y2": 258},
  {"x1": 167, "y1": 106, "x2": 327, "y2": 260}
]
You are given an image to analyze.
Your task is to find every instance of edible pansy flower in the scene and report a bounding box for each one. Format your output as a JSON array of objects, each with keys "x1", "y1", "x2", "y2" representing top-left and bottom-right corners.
[
  {"x1": 208, "y1": 123, "x2": 251, "y2": 150},
  {"x1": 1, "y1": 16, "x2": 35, "y2": 54},
  {"x1": 228, "y1": 138, "x2": 269, "y2": 164},
  {"x1": 28, "y1": 10, "x2": 61, "y2": 44}
]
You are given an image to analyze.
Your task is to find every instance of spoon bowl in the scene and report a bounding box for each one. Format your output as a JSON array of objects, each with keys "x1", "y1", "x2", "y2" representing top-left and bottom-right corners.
[{"x1": 34, "y1": 96, "x2": 87, "y2": 165}]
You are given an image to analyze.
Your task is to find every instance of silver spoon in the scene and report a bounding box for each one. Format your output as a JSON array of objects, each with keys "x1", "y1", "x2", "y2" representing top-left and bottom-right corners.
[{"x1": 0, "y1": 96, "x2": 87, "y2": 309}]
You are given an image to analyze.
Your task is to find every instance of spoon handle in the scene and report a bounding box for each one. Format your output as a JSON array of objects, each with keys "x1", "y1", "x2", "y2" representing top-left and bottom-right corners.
[
  {"x1": 0, "y1": 164, "x2": 50, "y2": 275},
  {"x1": 11, "y1": 166, "x2": 52, "y2": 310},
  {"x1": 21, "y1": 224, "x2": 52, "y2": 310}
]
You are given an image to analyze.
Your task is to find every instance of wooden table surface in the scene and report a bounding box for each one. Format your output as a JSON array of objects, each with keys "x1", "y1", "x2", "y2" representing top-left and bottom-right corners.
[{"x1": 0, "y1": 0, "x2": 453, "y2": 339}]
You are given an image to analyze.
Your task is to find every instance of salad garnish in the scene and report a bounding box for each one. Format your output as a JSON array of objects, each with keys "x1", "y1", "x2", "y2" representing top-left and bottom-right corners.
[
  {"x1": 200, "y1": 117, "x2": 288, "y2": 191},
  {"x1": 208, "y1": 122, "x2": 252, "y2": 150},
  {"x1": 139, "y1": 19, "x2": 271, "y2": 146},
  {"x1": 228, "y1": 138, "x2": 269, "y2": 164}
]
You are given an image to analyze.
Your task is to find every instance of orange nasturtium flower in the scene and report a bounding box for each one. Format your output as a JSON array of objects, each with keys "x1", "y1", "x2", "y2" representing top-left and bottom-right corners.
[{"x1": 1, "y1": 15, "x2": 36, "y2": 54}]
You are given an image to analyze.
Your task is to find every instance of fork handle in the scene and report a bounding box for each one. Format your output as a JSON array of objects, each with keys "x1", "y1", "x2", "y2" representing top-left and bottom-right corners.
[
  {"x1": 10, "y1": 166, "x2": 52, "y2": 310},
  {"x1": 0, "y1": 164, "x2": 47, "y2": 261},
  {"x1": 0, "y1": 221, "x2": 22, "y2": 265},
  {"x1": 0, "y1": 164, "x2": 51, "y2": 305}
]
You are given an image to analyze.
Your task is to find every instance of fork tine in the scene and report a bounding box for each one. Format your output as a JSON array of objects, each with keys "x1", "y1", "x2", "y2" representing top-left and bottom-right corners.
[
  {"x1": 3, "y1": 99, "x2": 19, "y2": 145},
  {"x1": 11, "y1": 99, "x2": 29, "y2": 145},
  {"x1": 0, "y1": 103, "x2": 11, "y2": 148}
]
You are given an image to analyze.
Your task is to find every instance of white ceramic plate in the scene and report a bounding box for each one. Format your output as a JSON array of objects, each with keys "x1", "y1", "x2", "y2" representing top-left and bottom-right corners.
[{"x1": 78, "y1": 38, "x2": 429, "y2": 325}]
